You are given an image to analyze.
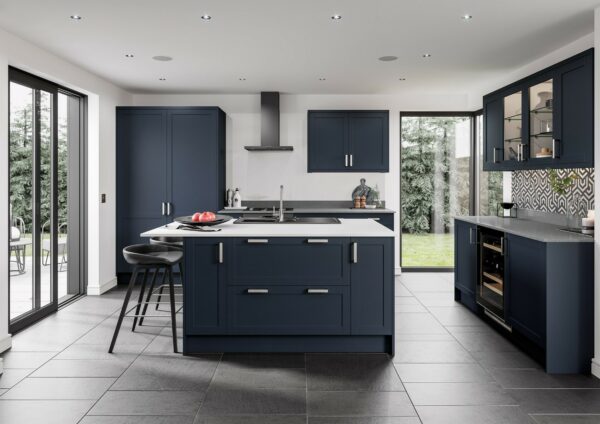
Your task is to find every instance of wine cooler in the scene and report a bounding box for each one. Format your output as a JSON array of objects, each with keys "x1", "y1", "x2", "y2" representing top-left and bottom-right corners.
[{"x1": 477, "y1": 228, "x2": 507, "y2": 323}]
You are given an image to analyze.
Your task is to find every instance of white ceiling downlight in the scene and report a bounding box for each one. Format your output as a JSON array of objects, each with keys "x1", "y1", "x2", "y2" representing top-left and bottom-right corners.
[
  {"x1": 159, "y1": 77, "x2": 166, "y2": 81},
  {"x1": 331, "y1": 14, "x2": 342, "y2": 20},
  {"x1": 378, "y1": 56, "x2": 398, "y2": 62},
  {"x1": 153, "y1": 55, "x2": 173, "y2": 62},
  {"x1": 239, "y1": 77, "x2": 246, "y2": 81},
  {"x1": 319, "y1": 77, "x2": 326, "y2": 81},
  {"x1": 125, "y1": 54, "x2": 134, "y2": 58},
  {"x1": 422, "y1": 53, "x2": 432, "y2": 58},
  {"x1": 201, "y1": 14, "x2": 212, "y2": 21},
  {"x1": 69, "y1": 14, "x2": 82, "y2": 20},
  {"x1": 462, "y1": 14, "x2": 473, "y2": 20}
]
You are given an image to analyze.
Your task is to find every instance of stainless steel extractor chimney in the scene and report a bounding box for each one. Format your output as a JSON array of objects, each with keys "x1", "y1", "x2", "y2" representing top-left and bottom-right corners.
[{"x1": 244, "y1": 92, "x2": 293, "y2": 151}]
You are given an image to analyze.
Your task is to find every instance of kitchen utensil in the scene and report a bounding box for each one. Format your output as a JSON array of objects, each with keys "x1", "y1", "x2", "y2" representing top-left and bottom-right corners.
[
  {"x1": 174, "y1": 214, "x2": 233, "y2": 226},
  {"x1": 177, "y1": 224, "x2": 222, "y2": 232}
]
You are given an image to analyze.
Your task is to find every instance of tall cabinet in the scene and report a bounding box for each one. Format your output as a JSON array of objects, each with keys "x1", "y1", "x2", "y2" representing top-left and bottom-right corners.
[{"x1": 116, "y1": 107, "x2": 226, "y2": 279}]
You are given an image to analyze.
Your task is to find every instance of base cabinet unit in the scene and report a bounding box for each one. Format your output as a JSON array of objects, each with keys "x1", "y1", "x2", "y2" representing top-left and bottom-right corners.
[
  {"x1": 483, "y1": 48, "x2": 593, "y2": 171},
  {"x1": 182, "y1": 236, "x2": 394, "y2": 353},
  {"x1": 116, "y1": 107, "x2": 226, "y2": 279},
  {"x1": 454, "y1": 218, "x2": 594, "y2": 373},
  {"x1": 308, "y1": 110, "x2": 389, "y2": 172},
  {"x1": 454, "y1": 220, "x2": 478, "y2": 311}
]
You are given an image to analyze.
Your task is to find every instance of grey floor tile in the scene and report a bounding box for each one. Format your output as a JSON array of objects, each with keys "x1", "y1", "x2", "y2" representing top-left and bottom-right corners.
[
  {"x1": 396, "y1": 333, "x2": 456, "y2": 342},
  {"x1": 491, "y1": 369, "x2": 600, "y2": 389},
  {"x1": 416, "y1": 405, "x2": 533, "y2": 424},
  {"x1": 112, "y1": 354, "x2": 219, "y2": 391},
  {"x1": 220, "y1": 353, "x2": 305, "y2": 368},
  {"x1": 451, "y1": 329, "x2": 517, "y2": 353},
  {"x1": 395, "y1": 313, "x2": 449, "y2": 335},
  {"x1": 55, "y1": 343, "x2": 146, "y2": 360},
  {"x1": 31, "y1": 358, "x2": 130, "y2": 377},
  {"x1": 0, "y1": 351, "x2": 56, "y2": 369},
  {"x1": 213, "y1": 364, "x2": 306, "y2": 389},
  {"x1": 427, "y1": 307, "x2": 487, "y2": 327},
  {"x1": 81, "y1": 417, "x2": 194, "y2": 424},
  {"x1": 404, "y1": 382, "x2": 517, "y2": 406},
  {"x1": 0, "y1": 399, "x2": 95, "y2": 424},
  {"x1": 413, "y1": 292, "x2": 458, "y2": 307},
  {"x1": 89, "y1": 391, "x2": 205, "y2": 416},
  {"x1": 77, "y1": 316, "x2": 163, "y2": 346},
  {"x1": 140, "y1": 328, "x2": 183, "y2": 356},
  {"x1": 508, "y1": 389, "x2": 600, "y2": 414},
  {"x1": 395, "y1": 303, "x2": 429, "y2": 313},
  {"x1": 309, "y1": 418, "x2": 421, "y2": 424},
  {"x1": 195, "y1": 416, "x2": 306, "y2": 424},
  {"x1": 393, "y1": 341, "x2": 475, "y2": 364},
  {"x1": 400, "y1": 276, "x2": 453, "y2": 293},
  {"x1": 1, "y1": 377, "x2": 115, "y2": 400},
  {"x1": 307, "y1": 391, "x2": 417, "y2": 417},
  {"x1": 395, "y1": 285, "x2": 414, "y2": 297},
  {"x1": 0, "y1": 368, "x2": 34, "y2": 388},
  {"x1": 531, "y1": 415, "x2": 600, "y2": 424},
  {"x1": 471, "y1": 350, "x2": 542, "y2": 370},
  {"x1": 395, "y1": 363, "x2": 493, "y2": 383},
  {"x1": 198, "y1": 387, "x2": 306, "y2": 416},
  {"x1": 307, "y1": 353, "x2": 404, "y2": 391}
]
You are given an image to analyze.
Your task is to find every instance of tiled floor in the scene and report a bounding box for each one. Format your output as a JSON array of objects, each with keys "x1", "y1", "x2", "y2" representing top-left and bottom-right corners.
[{"x1": 1, "y1": 272, "x2": 599, "y2": 423}]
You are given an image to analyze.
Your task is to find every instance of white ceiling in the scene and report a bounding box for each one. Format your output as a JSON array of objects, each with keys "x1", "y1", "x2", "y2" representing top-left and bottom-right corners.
[{"x1": 0, "y1": 0, "x2": 597, "y2": 94}]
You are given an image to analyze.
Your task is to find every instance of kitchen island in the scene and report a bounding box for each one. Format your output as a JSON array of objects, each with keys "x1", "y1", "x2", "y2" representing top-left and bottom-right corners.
[{"x1": 142, "y1": 218, "x2": 395, "y2": 354}]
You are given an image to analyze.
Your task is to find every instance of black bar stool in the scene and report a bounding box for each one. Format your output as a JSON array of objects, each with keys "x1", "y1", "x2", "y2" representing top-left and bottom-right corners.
[
  {"x1": 109, "y1": 244, "x2": 183, "y2": 353},
  {"x1": 148, "y1": 237, "x2": 184, "y2": 315}
]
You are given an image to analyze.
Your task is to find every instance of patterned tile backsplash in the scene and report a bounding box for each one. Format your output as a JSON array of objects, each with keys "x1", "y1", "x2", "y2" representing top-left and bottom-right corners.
[{"x1": 511, "y1": 168, "x2": 594, "y2": 215}]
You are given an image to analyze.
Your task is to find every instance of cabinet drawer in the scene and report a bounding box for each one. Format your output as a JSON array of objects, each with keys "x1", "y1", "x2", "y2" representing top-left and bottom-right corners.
[
  {"x1": 228, "y1": 286, "x2": 350, "y2": 335},
  {"x1": 229, "y1": 237, "x2": 349, "y2": 285}
]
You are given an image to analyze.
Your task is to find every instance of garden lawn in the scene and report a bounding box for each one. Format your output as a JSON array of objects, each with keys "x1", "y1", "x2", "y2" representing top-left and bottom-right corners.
[{"x1": 402, "y1": 233, "x2": 454, "y2": 267}]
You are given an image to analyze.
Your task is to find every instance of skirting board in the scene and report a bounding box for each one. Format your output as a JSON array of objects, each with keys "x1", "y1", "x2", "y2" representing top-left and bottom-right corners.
[
  {"x1": 593, "y1": 358, "x2": 600, "y2": 379},
  {"x1": 87, "y1": 277, "x2": 117, "y2": 296},
  {"x1": 395, "y1": 267, "x2": 401, "y2": 276},
  {"x1": 0, "y1": 333, "x2": 12, "y2": 354}
]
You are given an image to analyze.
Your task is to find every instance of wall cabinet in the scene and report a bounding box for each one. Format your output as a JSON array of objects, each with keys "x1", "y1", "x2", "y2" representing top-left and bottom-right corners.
[
  {"x1": 483, "y1": 49, "x2": 593, "y2": 171},
  {"x1": 116, "y1": 107, "x2": 226, "y2": 277},
  {"x1": 308, "y1": 111, "x2": 389, "y2": 172}
]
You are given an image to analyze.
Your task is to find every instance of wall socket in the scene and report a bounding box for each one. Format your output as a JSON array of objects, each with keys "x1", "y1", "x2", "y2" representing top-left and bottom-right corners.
[{"x1": 101, "y1": 194, "x2": 106, "y2": 203}]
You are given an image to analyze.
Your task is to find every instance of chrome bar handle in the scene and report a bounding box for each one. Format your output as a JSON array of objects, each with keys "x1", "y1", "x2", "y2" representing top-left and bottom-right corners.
[
  {"x1": 161, "y1": 202, "x2": 166, "y2": 216},
  {"x1": 493, "y1": 147, "x2": 502, "y2": 164},
  {"x1": 247, "y1": 239, "x2": 269, "y2": 244},
  {"x1": 166, "y1": 202, "x2": 172, "y2": 216},
  {"x1": 351, "y1": 242, "x2": 358, "y2": 263},
  {"x1": 247, "y1": 289, "x2": 269, "y2": 294},
  {"x1": 307, "y1": 239, "x2": 328, "y2": 244},
  {"x1": 218, "y1": 242, "x2": 224, "y2": 264},
  {"x1": 552, "y1": 139, "x2": 559, "y2": 159},
  {"x1": 307, "y1": 289, "x2": 329, "y2": 294},
  {"x1": 350, "y1": 154, "x2": 353, "y2": 167},
  {"x1": 469, "y1": 228, "x2": 479, "y2": 245},
  {"x1": 345, "y1": 154, "x2": 349, "y2": 167},
  {"x1": 500, "y1": 236, "x2": 505, "y2": 256}
]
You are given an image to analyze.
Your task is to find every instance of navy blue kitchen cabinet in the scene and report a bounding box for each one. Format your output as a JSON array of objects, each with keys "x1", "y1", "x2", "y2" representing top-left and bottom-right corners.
[
  {"x1": 116, "y1": 107, "x2": 226, "y2": 279},
  {"x1": 350, "y1": 238, "x2": 394, "y2": 335},
  {"x1": 505, "y1": 234, "x2": 546, "y2": 347},
  {"x1": 308, "y1": 111, "x2": 389, "y2": 172},
  {"x1": 228, "y1": 237, "x2": 350, "y2": 286},
  {"x1": 454, "y1": 220, "x2": 478, "y2": 311},
  {"x1": 184, "y1": 238, "x2": 228, "y2": 335},
  {"x1": 482, "y1": 48, "x2": 594, "y2": 171}
]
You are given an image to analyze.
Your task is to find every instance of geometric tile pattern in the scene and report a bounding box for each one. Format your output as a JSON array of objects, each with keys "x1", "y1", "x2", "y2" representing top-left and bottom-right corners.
[{"x1": 512, "y1": 168, "x2": 594, "y2": 214}]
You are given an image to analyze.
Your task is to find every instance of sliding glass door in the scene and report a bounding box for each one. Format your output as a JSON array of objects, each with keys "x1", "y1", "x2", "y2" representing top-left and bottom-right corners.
[
  {"x1": 400, "y1": 113, "x2": 473, "y2": 270},
  {"x1": 8, "y1": 68, "x2": 85, "y2": 332}
]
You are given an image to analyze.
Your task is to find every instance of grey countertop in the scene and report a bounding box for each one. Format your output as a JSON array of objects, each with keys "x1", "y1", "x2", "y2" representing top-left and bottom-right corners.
[
  {"x1": 455, "y1": 216, "x2": 593, "y2": 243},
  {"x1": 219, "y1": 208, "x2": 395, "y2": 214}
]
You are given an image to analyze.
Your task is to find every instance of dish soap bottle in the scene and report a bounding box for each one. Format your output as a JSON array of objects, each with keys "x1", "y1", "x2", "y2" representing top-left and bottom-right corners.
[{"x1": 233, "y1": 188, "x2": 242, "y2": 208}]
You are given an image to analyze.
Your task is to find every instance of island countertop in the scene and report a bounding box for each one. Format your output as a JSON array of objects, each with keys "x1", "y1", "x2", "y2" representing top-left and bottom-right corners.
[{"x1": 141, "y1": 218, "x2": 395, "y2": 238}]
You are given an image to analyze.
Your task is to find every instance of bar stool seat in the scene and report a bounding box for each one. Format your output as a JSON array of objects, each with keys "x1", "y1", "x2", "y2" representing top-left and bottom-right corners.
[
  {"x1": 149, "y1": 237, "x2": 184, "y2": 312},
  {"x1": 109, "y1": 244, "x2": 182, "y2": 353},
  {"x1": 149, "y1": 236, "x2": 183, "y2": 249}
]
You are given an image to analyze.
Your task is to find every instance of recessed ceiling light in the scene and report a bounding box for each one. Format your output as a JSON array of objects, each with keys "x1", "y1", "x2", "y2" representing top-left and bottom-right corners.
[
  {"x1": 125, "y1": 54, "x2": 134, "y2": 58},
  {"x1": 331, "y1": 14, "x2": 342, "y2": 20},
  {"x1": 378, "y1": 56, "x2": 398, "y2": 62},
  {"x1": 399, "y1": 78, "x2": 406, "y2": 81},
  {"x1": 153, "y1": 55, "x2": 173, "y2": 62},
  {"x1": 422, "y1": 53, "x2": 432, "y2": 58},
  {"x1": 70, "y1": 14, "x2": 82, "y2": 20},
  {"x1": 239, "y1": 77, "x2": 246, "y2": 81},
  {"x1": 461, "y1": 14, "x2": 473, "y2": 20},
  {"x1": 159, "y1": 77, "x2": 166, "y2": 81},
  {"x1": 319, "y1": 77, "x2": 327, "y2": 81},
  {"x1": 201, "y1": 14, "x2": 212, "y2": 21}
]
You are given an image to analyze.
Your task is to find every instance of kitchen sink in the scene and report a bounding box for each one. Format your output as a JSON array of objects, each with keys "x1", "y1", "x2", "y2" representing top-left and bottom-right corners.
[{"x1": 234, "y1": 216, "x2": 340, "y2": 224}]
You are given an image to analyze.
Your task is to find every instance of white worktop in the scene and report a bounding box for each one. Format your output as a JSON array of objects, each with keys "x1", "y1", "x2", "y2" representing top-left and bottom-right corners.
[
  {"x1": 218, "y1": 208, "x2": 395, "y2": 214},
  {"x1": 141, "y1": 218, "x2": 395, "y2": 238},
  {"x1": 455, "y1": 216, "x2": 593, "y2": 243}
]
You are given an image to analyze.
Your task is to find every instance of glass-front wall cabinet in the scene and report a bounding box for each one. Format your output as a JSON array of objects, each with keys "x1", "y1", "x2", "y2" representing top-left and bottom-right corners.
[
  {"x1": 503, "y1": 91, "x2": 522, "y2": 164},
  {"x1": 528, "y1": 79, "x2": 554, "y2": 161}
]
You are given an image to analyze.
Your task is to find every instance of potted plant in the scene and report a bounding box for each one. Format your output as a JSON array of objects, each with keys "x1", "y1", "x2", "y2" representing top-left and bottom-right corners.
[{"x1": 548, "y1": 169, "x2": 580, "y2": 228}]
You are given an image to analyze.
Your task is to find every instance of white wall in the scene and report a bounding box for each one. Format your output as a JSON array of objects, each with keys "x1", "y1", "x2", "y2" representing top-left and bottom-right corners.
[
  {"x1": 0, "y1": 27, "x2": 132, "y2": 354},
  {"x1": 132, "y1": 92, "x2": 471, "y2": 271}
]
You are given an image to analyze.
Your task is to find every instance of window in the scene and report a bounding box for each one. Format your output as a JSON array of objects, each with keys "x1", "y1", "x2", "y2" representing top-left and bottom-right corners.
[{"x1": 475, "y1": 111, "x2": 505, "y2": 216}]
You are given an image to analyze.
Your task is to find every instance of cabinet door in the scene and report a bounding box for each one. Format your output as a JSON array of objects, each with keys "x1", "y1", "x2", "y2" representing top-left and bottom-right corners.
[
  {"x1": 553, "y1": 53, "x2": 594, "y2": 167},
  {"x1": 454, "y1": 220, "x2": 478, "y2": 311},
  {"x1": 228, "y1": 286, "x2": 350, "y2": 335},
  {"x1": 350, "y1": 237, "x2": 394, "y2": 335},
  {"x1": 308, "y1": 112, "x2": 348, "y2": 172},
  {"x1": 483, "y1": 94, "x2": 505, "y2": 171},
  {"x1": 184, "y1": 239, "x2": 227, "y2": 335},
  {"x1": 505, "y1": 234, "x2": 546, "y2": 347},
  {"x1": 348, "y1": 112, "x2": 389, "y2": 172},
  {"x1": 168, "y1": 109, "x2": 224, "y2": 217},
  {"x1": 116, "y1": 109, "x2": 168, "y2": 273}
]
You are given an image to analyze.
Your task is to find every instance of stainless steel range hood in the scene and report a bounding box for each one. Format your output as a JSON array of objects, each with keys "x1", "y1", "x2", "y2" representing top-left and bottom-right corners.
[{"x1": 244, "y1": 92, "x2": 293, "y2": 151}]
